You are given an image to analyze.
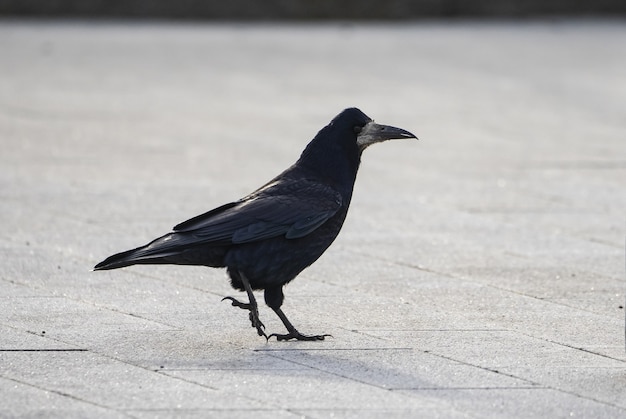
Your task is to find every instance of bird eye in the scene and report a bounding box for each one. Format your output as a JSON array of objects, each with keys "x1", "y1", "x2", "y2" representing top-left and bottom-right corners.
[{"x1": 353, "y1": 126, "x2": 362, "y2": 134}]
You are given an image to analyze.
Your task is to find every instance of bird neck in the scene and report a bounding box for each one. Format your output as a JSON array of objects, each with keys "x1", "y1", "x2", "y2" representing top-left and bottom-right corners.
[{"x1": 296, "y1": 139, "x2": 361, "y2": 197}]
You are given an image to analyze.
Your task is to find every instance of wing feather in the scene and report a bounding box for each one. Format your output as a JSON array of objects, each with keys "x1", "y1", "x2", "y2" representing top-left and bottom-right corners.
[{"x1": 169, "y1": 179, "x2": 343, "y2": 246}]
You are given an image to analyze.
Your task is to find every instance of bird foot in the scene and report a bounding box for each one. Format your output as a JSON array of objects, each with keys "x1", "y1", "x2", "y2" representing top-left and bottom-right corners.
[
  {"x1": 248, "y1": 311, "x2": 266, "y2": 335},
  {"x1": 269, "y1": 331, "x2": 332, "y2": 342},
  {"x1": 221, "y1": 296, "x2": 251, "y2": 310},
  {"x1": 221, "y1": 296, "x2": 267, "y2": 339}
]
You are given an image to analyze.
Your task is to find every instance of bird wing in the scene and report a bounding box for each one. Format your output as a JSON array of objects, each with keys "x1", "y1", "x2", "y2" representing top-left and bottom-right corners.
[
  {"x1": 100, "y1": 179, "x2": 344, "y2": 267},
  {"x1": 172, "y1": 180, "x2": 343, "y2": 245}
]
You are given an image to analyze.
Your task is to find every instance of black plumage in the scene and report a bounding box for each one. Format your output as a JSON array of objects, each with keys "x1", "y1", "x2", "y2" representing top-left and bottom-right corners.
[{"x1": 94, "y1": 108, "x2": 417, "y2": 341}]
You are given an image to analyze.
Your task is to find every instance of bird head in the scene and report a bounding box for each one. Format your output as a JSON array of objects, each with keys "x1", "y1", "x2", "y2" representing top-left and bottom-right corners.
[
  {"x1": 326, "y1": 108, "x2": 417, "y2": 152},
  {"x1": 298, "y1": 108, "x2": 417, "y2": 179},
  {"x1": 343, "y1": 108, "x2": 418, "y2": 152}
]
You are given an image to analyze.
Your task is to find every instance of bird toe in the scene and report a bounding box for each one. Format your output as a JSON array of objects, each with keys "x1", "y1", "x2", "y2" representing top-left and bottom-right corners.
[{"x1": 269, "y1": 332, "x2": 332, "y2": 342}]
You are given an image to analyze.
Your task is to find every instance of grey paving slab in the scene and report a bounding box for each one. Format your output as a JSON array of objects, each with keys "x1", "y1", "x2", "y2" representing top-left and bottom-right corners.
[
  {"x1": 366, "y1": 330, "x2": 625, "y2": 367},
  {"x1": 402, "y1": 388, "x2": 626, "y2": 419},
  {"x1": 126, "y1": 409, "x2": 302, "y2": 419},
  {"x1": 366, "y1": 330, "x2": 626, "y2": 408},
  {"x1": 1, "y1": 19, "x2": 625, "y2": 418},
  {"x1": 502, "y1": 366, "x2": 626, "y2": 409},
  {"x1": 290, "y1": 409, "x2": 470, "y2": 419},
  {"x1": 163, "y1": 368, "x2": 446, "y2": 411},
  {"x1": 0, "y1": 324, "x2": 77, "y2": 350},
  {"x1": 0, "y1": 351, "x2": 266, "y2": 411},
  {"x1": 257, "y1": 347, "x2": 534, "y2": 389},
  {"x1": 0, "y1": 376, "x2": 125, "y2": 419}
]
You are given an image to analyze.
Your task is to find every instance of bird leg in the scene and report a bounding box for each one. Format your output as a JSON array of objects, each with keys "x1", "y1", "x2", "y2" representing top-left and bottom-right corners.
[
  {"x1": 221, "y1": 272, "x2": 267, "y2": 339},
  {"x1": 221, "y1": 296, "x2": 266, "y2": 332},
  {"x1": 268, "y1": 307, "x2": 331, "y2": 342}
]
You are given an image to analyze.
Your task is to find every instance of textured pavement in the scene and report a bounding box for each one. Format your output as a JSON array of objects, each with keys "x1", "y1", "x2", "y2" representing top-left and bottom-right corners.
[{"x1": 1, "y1": 20, "x2": 625, "y2": 418}]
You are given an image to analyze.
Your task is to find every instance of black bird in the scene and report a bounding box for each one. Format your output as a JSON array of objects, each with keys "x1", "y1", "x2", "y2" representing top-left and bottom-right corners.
[{"x1": 94, "y1": 108, "x2": 417, "y2": 341}]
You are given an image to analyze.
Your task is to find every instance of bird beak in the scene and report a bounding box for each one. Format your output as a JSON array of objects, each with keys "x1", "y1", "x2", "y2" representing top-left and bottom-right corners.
[{"x1": 357, "y1": 121, "x2": 418, "y2": 150}]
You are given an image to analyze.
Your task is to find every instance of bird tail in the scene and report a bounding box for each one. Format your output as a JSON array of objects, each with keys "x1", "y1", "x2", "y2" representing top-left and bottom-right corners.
[
  {"x1": 93, "y1": 231, "x2": 228, "y2": 271},
  {"x1": 93, "y1": 232, "x2": 186, "y2": 271},
  {"x1": 93, "y1": 245, "x2": 171, "y2": 270}
]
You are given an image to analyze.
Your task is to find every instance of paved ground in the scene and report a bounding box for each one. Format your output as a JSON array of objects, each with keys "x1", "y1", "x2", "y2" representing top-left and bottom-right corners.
[{"x1": 0, "y1": 19, "x2": 625, "y2": 418}]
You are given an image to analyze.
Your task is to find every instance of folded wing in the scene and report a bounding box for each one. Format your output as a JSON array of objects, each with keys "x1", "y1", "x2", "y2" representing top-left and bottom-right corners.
[{"x1": 94, "y1": 179, "x2": 343, "y2": 270}]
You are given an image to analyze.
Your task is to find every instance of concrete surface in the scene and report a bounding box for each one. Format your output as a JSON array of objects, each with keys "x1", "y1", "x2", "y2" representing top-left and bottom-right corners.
[{"x1": 0, "y1": 19, "x2": 625, "y2": 418}]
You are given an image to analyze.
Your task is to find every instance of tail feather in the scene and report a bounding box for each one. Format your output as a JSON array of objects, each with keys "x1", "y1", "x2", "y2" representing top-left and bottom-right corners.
[
  {"x1": 94, "y1": 247, "x2": 139, "y2": 270},
  {"x1": 93, "y1": 232, "x2": 184, "y2": 270},
  {"x1": 93, "y1": 231, "x2": 228, "y2": 271},
  {"x1": 93, "y1": 246, "x2": 173, "y2": 270}
]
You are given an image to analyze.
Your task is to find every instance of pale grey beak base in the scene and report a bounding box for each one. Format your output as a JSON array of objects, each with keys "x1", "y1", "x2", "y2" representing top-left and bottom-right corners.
[{"x1": 357, "y1": 121, "x2": 418, "y2": 151}]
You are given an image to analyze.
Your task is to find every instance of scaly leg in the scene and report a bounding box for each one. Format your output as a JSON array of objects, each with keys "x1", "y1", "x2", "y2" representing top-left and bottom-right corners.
[{"x1": 222, "y1": 272, "x2": 267, "y2": 339}]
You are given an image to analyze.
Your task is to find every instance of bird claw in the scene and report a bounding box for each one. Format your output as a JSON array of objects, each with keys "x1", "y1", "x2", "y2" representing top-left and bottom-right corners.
[
  {"x1": 248, "y1": 311, "x2": 265, "y2": 331},
  {"x1": 221, "y1": 296, "x2": 250, "y2": 310},
  {"x1": 222, "y1": 296, "x2": 267, "y2": 339},
  {"x1": 269, "y1": 332, "x2": 332, "y2": 342},
  {"x1": 252, "y1": 318, "x2": 268, "y2": 339}
]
